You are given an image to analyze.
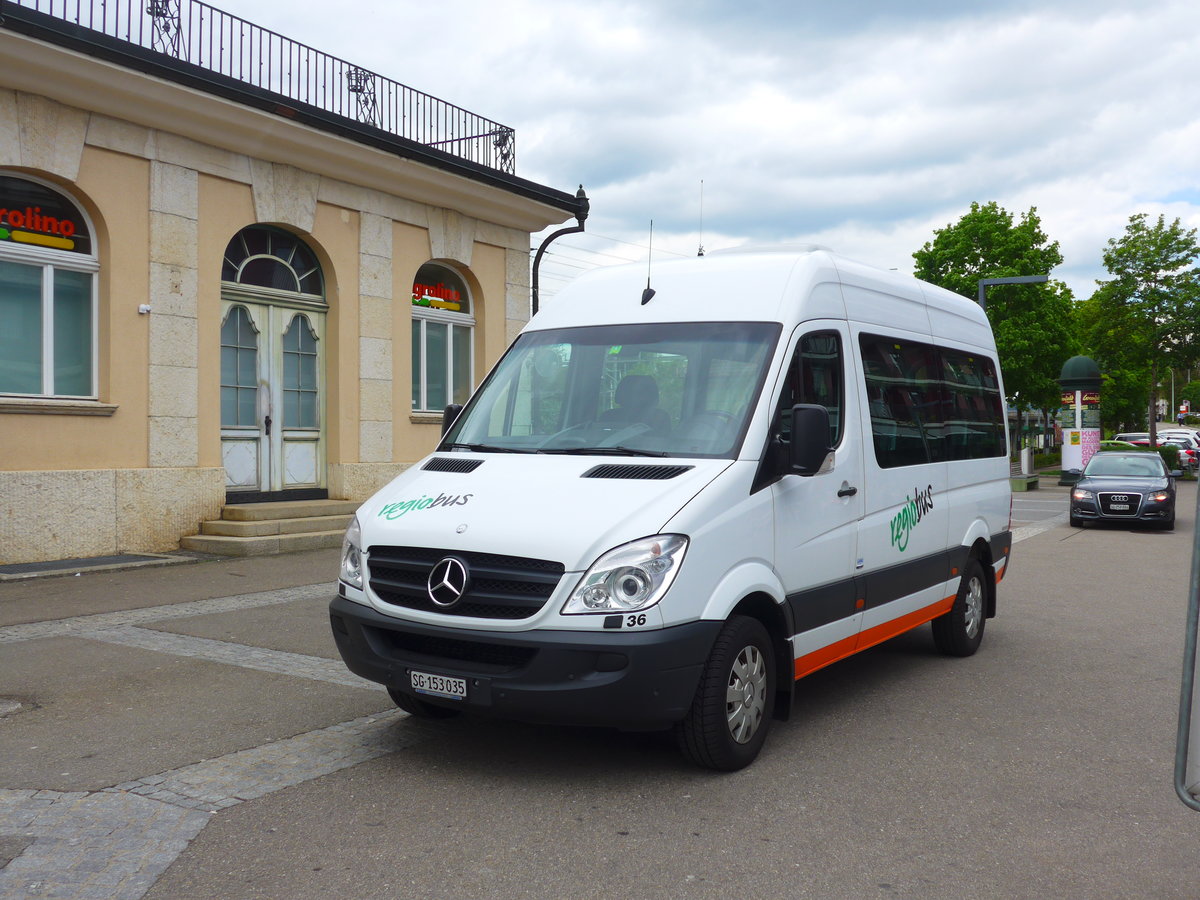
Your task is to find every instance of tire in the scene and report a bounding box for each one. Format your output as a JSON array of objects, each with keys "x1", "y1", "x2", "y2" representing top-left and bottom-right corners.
[
  {"x1": 676, "y1": 615, "x2": 775, "y2": 771},
  {"x1": 387, "y1": 685, "x2": 462, "y2": 719},
  {"x1": 932, "y1": 557, "x2": 987, "y2": 657}
]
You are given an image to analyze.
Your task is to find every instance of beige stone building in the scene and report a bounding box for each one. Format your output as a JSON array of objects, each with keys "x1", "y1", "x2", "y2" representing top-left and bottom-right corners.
[{"x1": 0, "y1": 2, "x2": 583, "y2": 565}]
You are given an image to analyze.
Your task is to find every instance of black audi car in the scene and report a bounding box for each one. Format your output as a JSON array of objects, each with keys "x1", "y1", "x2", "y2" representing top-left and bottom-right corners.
[{"x1": 1069, "y1": 451, "x2": 1181, "y2": 530}]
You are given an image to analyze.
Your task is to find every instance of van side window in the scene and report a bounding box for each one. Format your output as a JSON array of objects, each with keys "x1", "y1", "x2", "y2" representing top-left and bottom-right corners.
[
  {"x1": 777, "y1": 331, "x2": 844, "y2": 448},
  {"x1": 860, "y1": 335, "x2": 1004, "y2": 468},
  {"x1": 940, "y1": 349, "x2": 1006, "y2": 460}
]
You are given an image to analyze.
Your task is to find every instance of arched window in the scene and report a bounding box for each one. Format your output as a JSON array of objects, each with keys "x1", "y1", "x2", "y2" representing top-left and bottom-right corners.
[
  {"x1": 0, "y1": 174, "x2": 98, "y2": 397},
  {"x1": 411, "y1": 262, "x2": 474, "y2": 411},
  {"x1": 222, "y1": 225, "x2": 324, "y2": 297}
]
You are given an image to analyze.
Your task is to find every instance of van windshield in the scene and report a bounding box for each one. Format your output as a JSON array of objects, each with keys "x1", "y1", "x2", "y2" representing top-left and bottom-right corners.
[{"x1": 441, "y1": 321, "x2": 781, "y2": 458}]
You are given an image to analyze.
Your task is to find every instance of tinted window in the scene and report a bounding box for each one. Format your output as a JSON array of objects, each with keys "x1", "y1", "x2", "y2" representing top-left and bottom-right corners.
[
  {"x1": 776, "y1": 331, "x2": 844, "y2": 449},
  {"x1": 860, "y1": 335, "x2": 1004, "y2": 468}
]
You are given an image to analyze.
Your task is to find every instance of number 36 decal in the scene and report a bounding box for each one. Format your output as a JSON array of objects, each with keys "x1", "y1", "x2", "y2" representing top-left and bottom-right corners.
[{"x1": 626, "y1": 613, "x2": 647, "y2": 628}]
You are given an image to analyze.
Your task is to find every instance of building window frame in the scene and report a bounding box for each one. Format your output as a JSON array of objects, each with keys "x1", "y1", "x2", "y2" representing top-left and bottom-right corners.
[
  {"x1": 411, "y1": 263, "x2": 474, "y2": 413},
  {"x1": 0, "y1": 174, "x2": 99, "y2": 402}
]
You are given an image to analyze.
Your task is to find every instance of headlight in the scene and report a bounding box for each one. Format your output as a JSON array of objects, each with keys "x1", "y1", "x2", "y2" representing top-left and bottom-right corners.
[
  {"x1": 563, "y1": 535, "x2": 688, "y2": 615},
  {"x1": 340, "y1": 515, "x2": 364, "y2": 589},
  {"x1": 1072, "y1": 489, "x2": 1094, "y2": 501},
  {"x1": 1151, "y1": 491, "x2": 1170, "y2": 502}
]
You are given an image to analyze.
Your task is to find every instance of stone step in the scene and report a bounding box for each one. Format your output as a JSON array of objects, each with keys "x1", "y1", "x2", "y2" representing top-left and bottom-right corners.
[
  {"x1": 219, "y1": 499, "x2": 360, "y2": 522},
  {"x1": 200, "y1": 514, "x2": 355, "y2": 538},
  {"x1": 179, "y1": 529, "x2": 345, "y2": 557}
]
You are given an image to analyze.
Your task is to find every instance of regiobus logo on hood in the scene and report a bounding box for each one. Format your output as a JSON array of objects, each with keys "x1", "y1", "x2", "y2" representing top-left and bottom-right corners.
[
  {"x1": 377, "y1": 492, "x2": 473, "y2": 520},
  {"x1": 890, "y1": 484, "x2": 934, "y2": 552}
]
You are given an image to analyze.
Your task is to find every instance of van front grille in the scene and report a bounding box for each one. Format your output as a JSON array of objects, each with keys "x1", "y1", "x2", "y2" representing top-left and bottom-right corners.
[
  {"x1": 366, "y1": 545, "x2": 565, "y2": 619},
  {"x1": 365, "y1": 625, "x2": 538, "y2": 672}
]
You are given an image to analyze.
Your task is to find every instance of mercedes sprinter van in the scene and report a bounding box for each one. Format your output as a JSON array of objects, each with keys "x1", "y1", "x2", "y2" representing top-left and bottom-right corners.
[{"x1": 330, "y1": 246, "x2": 1012, "y2": 770}]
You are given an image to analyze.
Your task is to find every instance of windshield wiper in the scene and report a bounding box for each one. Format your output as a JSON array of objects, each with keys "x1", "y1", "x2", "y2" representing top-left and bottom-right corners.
[
  {"x1": 539, "y1": 446, "x2": 670, "y2": 457},
  {"x1": 440, "y1": 442, "x2": 528, "y2": 454}
]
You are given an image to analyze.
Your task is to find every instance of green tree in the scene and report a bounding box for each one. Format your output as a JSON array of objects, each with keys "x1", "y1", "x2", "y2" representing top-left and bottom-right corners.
[
  {"x1": 1092, "y1": 213, "x2": 1200, "y2": 443},
  {"x1": 913, "y1": 202, "x2": 1077, "y2": 443}
]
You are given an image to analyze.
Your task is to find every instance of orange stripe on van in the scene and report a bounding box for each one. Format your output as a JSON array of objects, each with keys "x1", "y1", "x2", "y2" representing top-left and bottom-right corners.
[
  {"x1": 855, "y1": 596, "x2": 956, "y2": 656},
  {"x1": 793, "y1": 595, "x2": 956, "y2": 681},
  {"x1": 793, "y1": 635, "x2": 860, "y2": 680}
]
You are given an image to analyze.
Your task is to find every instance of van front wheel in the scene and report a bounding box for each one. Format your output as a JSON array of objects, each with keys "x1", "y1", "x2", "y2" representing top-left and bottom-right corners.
[
  {"x1": 676, "y1": 615, "x2": 775, "y2": 771},
  {"x1": 932, "y1": 557, "x2": 987, "y2": 657}
]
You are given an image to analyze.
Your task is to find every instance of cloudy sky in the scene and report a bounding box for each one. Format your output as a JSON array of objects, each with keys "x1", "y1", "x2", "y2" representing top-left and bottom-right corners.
[{"x1": 214, "y1": 0, "x2": 1200, "y2": 303}]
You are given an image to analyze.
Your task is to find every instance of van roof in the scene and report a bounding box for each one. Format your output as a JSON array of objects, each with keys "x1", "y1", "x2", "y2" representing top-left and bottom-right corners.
[{"x1": 527, "y1": 246, "x2": 991, "y2": 348}]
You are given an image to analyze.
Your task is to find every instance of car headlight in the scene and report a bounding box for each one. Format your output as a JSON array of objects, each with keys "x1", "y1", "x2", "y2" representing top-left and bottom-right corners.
[
  {"x1": 1072, "y1": 489, "x2": 1094, "y2": 501},
  {"x1": 563, "y1": 535, "x2": 688, "y2": 615},
  {"x1": 1151, "y1": 491, "x2": 1171, "y2": 502},
  {"x1": 340, "y1": 515, "x2": 364, "y2": 589}
]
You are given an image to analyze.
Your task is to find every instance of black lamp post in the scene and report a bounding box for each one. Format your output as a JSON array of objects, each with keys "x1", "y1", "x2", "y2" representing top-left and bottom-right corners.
[
  {"x1": 531, "y1": 186, "x2": 589, "y2": 316},
  {"x1": 976, "y1": 274, "x2": 1049, "y2": 311}
]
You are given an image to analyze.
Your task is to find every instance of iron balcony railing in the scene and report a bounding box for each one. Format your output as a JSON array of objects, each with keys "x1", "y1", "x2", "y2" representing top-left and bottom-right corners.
[{"x1": 1, "y1": 0, "x2": 516, "y2": 173}]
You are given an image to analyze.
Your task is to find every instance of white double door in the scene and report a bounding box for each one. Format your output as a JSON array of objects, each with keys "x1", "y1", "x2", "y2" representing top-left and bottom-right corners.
[{"x1": 220, "y1": 298, "x2": 325, "y2": 494}]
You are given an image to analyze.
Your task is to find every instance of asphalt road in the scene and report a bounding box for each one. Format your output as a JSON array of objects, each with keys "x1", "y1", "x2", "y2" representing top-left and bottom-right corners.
[{"x1": 2, "y1": 483, "x2": 1198, "y2": 899}]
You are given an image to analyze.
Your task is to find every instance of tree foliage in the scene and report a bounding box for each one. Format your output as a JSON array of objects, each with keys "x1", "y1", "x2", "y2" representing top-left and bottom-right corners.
[
  {"x1": 1087, "y1": 213, "x2": 1200, "y2": 439},
  {"x1": 913, "y1": 201, "x2": 1077, "y2": 414}
]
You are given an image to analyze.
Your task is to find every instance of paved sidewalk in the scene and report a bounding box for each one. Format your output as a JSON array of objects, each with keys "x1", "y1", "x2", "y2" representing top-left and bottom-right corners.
[{"x1": 0, "y1": 547, "x2": 424, "y2": 900}]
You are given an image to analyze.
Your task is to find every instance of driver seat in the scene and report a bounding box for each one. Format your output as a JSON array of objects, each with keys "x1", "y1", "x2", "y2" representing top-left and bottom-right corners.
[{"x1": 600, "y1": 374, "x2": 671, "y2": 434}]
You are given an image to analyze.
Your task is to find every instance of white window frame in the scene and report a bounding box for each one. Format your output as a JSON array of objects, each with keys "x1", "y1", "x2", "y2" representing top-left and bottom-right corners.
[
  {"x1": 411, "y1": 286, "x2": 475, "y2": 413},
  {"x1": 0, "y1": 236, "x2": 99, "y2": 400}
]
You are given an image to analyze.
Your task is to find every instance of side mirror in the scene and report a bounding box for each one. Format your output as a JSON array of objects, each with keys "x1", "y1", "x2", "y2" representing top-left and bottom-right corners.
[
  {"x1": 1171, "y1": 469, "x2": 1184, "y2": 478},
  {"x1": 789, "y1": 404, "x2": 832, "y2": 475},
  {"x1": 441, "y1": 403, "x2": 464, "y2": 436}
]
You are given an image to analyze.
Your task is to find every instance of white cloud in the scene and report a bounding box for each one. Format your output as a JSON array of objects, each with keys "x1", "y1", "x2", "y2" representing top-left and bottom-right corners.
[{"x1": 213, "y1": 0, "x2": 1200, "y2": 303}]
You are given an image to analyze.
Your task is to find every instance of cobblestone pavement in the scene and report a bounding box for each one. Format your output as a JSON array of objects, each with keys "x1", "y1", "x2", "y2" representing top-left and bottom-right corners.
[
  {"x1": 0, "y1": 583, "x2": 431, "y2": 900},
  {"x1": 0, "y1": 518, "x2": 1065, "y2": 899}
]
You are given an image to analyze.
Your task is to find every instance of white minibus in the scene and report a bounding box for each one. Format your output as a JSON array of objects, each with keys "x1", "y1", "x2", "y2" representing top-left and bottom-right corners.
[{"x1": 330, "y1": 246, "x2": 1012, "y2": 770}]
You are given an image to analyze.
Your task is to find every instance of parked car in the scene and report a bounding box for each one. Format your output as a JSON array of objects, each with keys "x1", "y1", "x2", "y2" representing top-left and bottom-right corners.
[
  {"x1": 1098, "y1": 440, "x2": 1139, "y2": 452},
  {"x1": 1162, "y1": 438, "x2": 1199, "y2": 472},
  {"x1": 1070, "y1": 451, "x2": 1180, "y2": 529},
  {"x1": 1114, "y1": 432, "x2": 1151, "y2": 443},
  {"x1": 1160, "y1": 430, "x2": 1200, "y2": 452}
]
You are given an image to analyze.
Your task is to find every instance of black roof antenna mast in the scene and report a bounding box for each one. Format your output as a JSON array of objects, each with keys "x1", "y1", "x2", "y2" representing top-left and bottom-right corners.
[{"x1": 642, "y1": 220, "x2": 656, "y2": 305}]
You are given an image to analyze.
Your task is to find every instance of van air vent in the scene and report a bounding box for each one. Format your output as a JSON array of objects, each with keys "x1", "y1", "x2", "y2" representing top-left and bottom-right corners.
[
  {"x1": 582, "y1": 464, "x2": 694, "y2": 480},
  {"x1": 423, "y1": 457, "x2": 484, "y2": 473}
]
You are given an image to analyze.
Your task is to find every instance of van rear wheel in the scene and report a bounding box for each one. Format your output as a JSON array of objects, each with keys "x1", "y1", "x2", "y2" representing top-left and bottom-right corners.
[
  {"x1": 932, "y1": 557, "x2": 987, "y2": 657},
  {"x1": 676, "y1": 615, "x2": 775, "y2": 771}
]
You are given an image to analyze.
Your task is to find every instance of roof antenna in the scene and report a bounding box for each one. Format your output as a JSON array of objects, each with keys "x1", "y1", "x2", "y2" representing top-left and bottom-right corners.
[
  {"x1": 641, "y1": 220, "x2": 656, "y2": 305},
  {"x1": 697, "y1": 180, "x2": 705, "y2": 257}
]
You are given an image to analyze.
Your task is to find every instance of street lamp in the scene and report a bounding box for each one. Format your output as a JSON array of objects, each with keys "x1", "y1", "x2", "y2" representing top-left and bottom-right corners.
[{"x1": 976, "y1": 275, "x2": 1049, "y2": 311}]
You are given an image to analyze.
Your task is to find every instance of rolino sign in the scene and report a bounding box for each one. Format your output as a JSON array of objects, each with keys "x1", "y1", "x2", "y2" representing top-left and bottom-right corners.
[
  {"x1": 411, "y1": 280, "x2": 463, "y2": 312},
  {"x1": 0, "y1": 175, "x2": 90, "y2": 254}
]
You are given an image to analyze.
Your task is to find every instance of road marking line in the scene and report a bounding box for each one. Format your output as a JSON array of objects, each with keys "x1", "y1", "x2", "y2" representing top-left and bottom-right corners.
[{"x1": 0, "y1": 583, "x2": 333, "y2": 644}]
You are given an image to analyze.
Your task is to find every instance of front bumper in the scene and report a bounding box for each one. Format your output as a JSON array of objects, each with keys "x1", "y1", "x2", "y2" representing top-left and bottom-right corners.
[
  {"x1": 329, "y1": 594, "x2": 721, "y2": 730},
  {"x1": 1070, "y1": 496, "x2": 1173, "y2": 523}
]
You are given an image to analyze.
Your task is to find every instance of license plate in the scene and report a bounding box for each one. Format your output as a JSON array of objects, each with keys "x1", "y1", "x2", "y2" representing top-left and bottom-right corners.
[
  {"x1": 1110, "y1": 503, "x2": 1129, "y2": 510},
  {"x1": 410, "y1": 670, "x2": 467, "y2": 700}
]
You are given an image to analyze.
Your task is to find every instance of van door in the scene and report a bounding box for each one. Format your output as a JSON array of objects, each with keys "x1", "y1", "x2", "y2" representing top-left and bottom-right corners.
[{"x1": 771, "y1": 324, "x2": 866, "y2": 678}]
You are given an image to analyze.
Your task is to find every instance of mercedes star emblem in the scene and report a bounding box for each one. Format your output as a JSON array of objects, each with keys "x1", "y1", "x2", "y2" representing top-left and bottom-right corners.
[{"x1": 427, "y1": 557, "x2": 470, "y2": 608}]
